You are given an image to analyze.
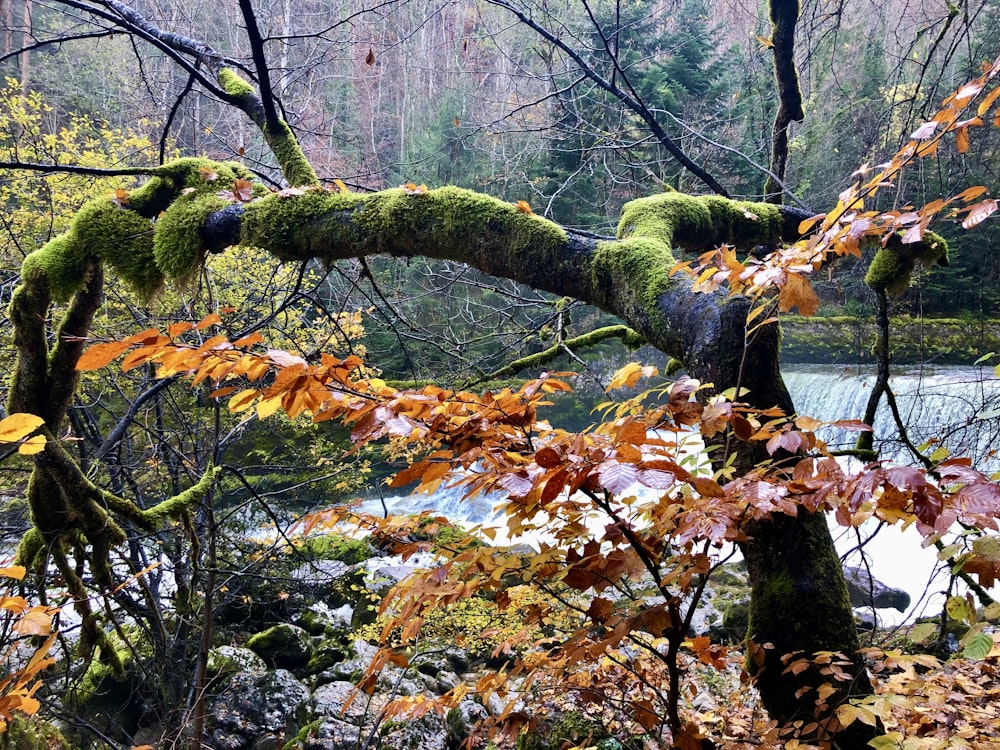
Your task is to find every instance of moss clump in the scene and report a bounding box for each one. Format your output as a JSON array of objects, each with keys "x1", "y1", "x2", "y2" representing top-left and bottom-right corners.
[
  {"x1": 515, "y1": 711, "x2": 610, "y2": 750},
  {"x1": 246, "y1": 623, "x2": 314, "y2": 669},
  {"x1": 219, "y1": 67, "x2": 256, "y2": 98},
  {"x1": 242, "y1": 186, "x2": 569, "y2": 278},
  {"x1": 1, "y1": 716, "x2": 70, "y2": 750},
  {"x1": 153, "y1": 193, "x2": 230, "y2": 282},
  {"x1": 293, "y1": 532, "x2": 374, "y2": 565},
  {"x1": 865, "y1": 231, "x2": 949, "y2": 296},
  {"x1": 17, "y1": 157, "x2": 255, "y2": 302}
]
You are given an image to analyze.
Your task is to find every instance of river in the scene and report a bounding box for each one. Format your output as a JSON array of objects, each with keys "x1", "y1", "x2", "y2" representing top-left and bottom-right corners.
[{"x1": 358, "y1": 364, "x2": 1000, "y2": 626}]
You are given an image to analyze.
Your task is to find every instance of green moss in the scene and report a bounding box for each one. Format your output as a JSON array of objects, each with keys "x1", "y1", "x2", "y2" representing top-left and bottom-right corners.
[
  {"x1": 515, "y1": 711, "x2": 609, "y2": 750},
  {"x1": 219, "y1": 67, "x2": 256, "y2": 98},
  {"x1": 594, "y1": 237, "x2": 673, "y2": 311},
  {"x1": 1, "y1": 717, "x2": 70, "y2": 750},
  {"x1": 265, "y1": 119, "x2": 319, "y2": 187},
  {"x1": 141, "y1": 466, "x2": 219, "y2": 525},
  {"x1": 283, "y1": 719, "x2": 323, "y2": 750},
  {"x1": 246, "y1": 623, "x2": 313, "y2": 669},
  {"x1": 865, "y1": 231, "x2": 949, "y2": 296},
  {"x1": 21, "y1": 236, "x2": 85, "y2": 301},
  {"x1": 71, "y1": 199, "x2": 159, "y2": 298},
  {"x1": 293, "y1": 532, "x2": 374, "y2": 565},
  {"x1": 242, "y1": 186, "x2": 569, "y2": 274},
  {"x1": 153, "y1": 193, "x2": 230, "y2": 282},
  {"x1": 16, "y1": 157, "x2": 254, "y2": 302}
]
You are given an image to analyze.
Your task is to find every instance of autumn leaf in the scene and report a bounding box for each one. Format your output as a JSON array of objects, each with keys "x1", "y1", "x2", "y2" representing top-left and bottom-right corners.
[
  {"x1": 0, "y1": 566, "x2": 26, "y2": 581},
  {"x1": 962, "y1": 198, "x2": 998, "y2": 229},
  {"x1": 365, "y1": 47, "x2": 376, "y2": 65},
  {"x1": 778, "y1": 273, "x2": 820, "y2": 316},
  {"x1": 233, "y1": 178, "x2": 254, "y2": 202},
  {"x1": 13, "y1": 607, "x2": 56, "y2": 636},
  {"x1": 0, "y1": 413, "x2": 44, "y2": 443},
  {"x1": 598, "y1": 459, "x2": 637, "y2": 494},
  {"x1": 514, "y1": 199, "x2": 532, "y2": 214},
  {"x1": 18, "y1": 435, "x2": 46, "y2": 455}
]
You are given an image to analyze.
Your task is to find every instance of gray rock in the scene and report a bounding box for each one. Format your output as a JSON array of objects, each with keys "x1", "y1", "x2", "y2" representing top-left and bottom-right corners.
[
  {"x1": 208, "y1": 645, "x2": 267, "y2": 677},
  {"x1": 435, "y1": 670, "x2": 461, "y2": 693},
  {"x1": 207, "y1": 668, "x2": 309, "y2": 750},
  {"x1": 844, "y1": 566, "x2": 911, "y2": 612},
  {"x1": 309, "y1": 680, "x2": 374, "y2": 725},
  {"x1": 293, "y1": 718, "x2": 362, "y2": 750},
  {"x1": 380, "y1": 711, "x2": 448, "y2": 750}
]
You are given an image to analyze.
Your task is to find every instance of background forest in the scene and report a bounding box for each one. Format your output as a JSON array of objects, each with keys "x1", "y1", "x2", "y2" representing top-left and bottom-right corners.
[{"x1": 2, "y1": 1, "x2": 1000, "y2": 749}]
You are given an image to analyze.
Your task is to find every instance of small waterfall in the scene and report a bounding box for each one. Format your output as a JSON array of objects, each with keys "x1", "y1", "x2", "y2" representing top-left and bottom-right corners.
[
  {"x1": 358, "y1": 480, "x2": 503, "y2": 525},
  {"x1": 783, "y1": 364, "x2": 1000, "y2": 469}
]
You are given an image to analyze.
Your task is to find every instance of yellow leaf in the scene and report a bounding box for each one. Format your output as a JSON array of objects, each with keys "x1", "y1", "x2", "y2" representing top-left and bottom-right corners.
[
  {"x1": 836, "y1": 703, "x2": 858, "y2": 727},
  {"x1": 256, "y1": 395, "x2": 284, "y2": 420},
  {"x1": 18, "y1": 435, "x2": 46, "y2": 455},
  {"x1": 0, "y1": 566, "x2": 26, "y2": 581},
  {"x1": 0, "y1": 413, "x2": 44, "y2": 443},
  {"x1": 756, "y1": 34, "x2": 774, "y2": 48},
  {"x1": 229, "y1": 389, "x2": 260, "y2": 413},
  {"x1": 515, "y1": 199, "x2": 532, "y2": 214}
]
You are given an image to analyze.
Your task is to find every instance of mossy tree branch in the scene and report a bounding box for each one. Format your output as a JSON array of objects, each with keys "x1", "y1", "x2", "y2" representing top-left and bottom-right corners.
[
  {"x1": 8, "y1": 159, "x2": 883, "y2": 733},
  {"x1": 470, "y1": 325, "x2": 646, "y2": 385}
]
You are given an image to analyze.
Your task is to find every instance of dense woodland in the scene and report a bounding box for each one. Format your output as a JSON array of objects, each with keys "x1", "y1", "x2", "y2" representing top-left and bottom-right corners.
[{"x1": 1, "y1": 1, "x2": 1000, "y2": 749}]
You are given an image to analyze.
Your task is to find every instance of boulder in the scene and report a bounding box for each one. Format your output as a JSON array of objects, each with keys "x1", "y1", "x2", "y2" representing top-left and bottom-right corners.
[
  {"x1": 246, "y1": 623, "x2": 314, "y2": 669},
  {"x1": 844, "y1": 566, "x2": 911, "y2": 611},
  {"x1": 206, "y1": 668, "x2": 309, "y2": 750}
]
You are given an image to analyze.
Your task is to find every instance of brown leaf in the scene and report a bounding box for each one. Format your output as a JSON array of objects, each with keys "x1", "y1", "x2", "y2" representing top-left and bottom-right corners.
[
  {"x1": 778, "y1": 272, "x2": 820, "y2": 316},
  {"x1": 365, "y1": 48, "x2": 376, "y2": 65},
  {"x1": 233, "y1": 178, "x2": 254, "y2": 202},
  {"x1": 534, "y1": 446, "x2": 561, "y2": 468},
  {"x1": 962, "y1": 199, "x2": 998, "y2": 229}
]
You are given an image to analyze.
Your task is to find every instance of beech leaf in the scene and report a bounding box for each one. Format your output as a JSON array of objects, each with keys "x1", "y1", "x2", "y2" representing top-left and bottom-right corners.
[
  {"x1": 0, "y1": 413, "x2": 44, "y2": 443},
  {"x1": 598, "y1": 460, "x2": 638, "y2": 494},
  {"x1": 76, "y1": 341, "x2": 133, "y2": 371}
]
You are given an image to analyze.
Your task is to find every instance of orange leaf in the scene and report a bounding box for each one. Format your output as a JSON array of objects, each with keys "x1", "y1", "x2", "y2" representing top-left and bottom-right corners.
[
  {"x1": 0, "y1": 566, "x2": 26, "y2": 581},
  {"x1": 167, "y1": 321, "x2": 195, "y2": 337},
  {"x1": 778, "y1": 272, "x2": 820, "y2": 316},
  {"x1": 13, "y1": 607, "x2": 55, "y2": 636},
  {"x1": 515, "y1": 200, "x2": 532, "y2": 214},
  {"x1": 76, "y1": 341, "x2": 133, "y2": 371}
]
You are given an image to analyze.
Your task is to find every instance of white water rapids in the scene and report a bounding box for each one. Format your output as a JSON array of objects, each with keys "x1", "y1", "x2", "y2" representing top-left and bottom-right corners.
[{"x1": 358, "y1": 365, "x2": 1000, "y2": 626}]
